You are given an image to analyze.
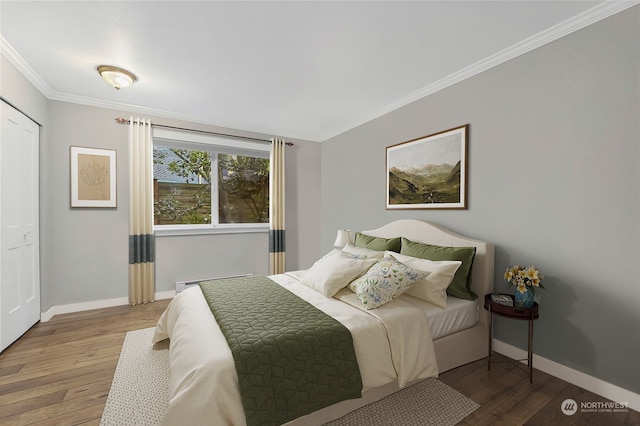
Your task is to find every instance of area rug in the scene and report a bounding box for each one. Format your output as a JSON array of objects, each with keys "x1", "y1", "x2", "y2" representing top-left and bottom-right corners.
[
  {"x1": 101, "y1": 327, "x2": 479, "y2": 426},
  {"x1": 100, "y1": 328, "x2": 169, "y2": 426}
]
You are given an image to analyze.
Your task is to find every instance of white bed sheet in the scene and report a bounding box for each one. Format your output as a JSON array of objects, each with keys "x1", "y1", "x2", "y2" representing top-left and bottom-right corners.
[
  {"x1": 399, "y1": 295, "x2": 479, "y2": 340},
  {"x1": 152, "y1": 272, "x2": 438, "y2": 426}
]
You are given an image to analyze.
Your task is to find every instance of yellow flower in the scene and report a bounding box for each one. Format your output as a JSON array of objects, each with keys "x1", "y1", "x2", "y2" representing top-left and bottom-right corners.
[
  {"x1": 505, "y1": 264, "x2": 544, "y2": 291},
  {"x1": 504, "y1": 265, "x2": 521, "y2": 281},
  {"x1": 522, "y1": 266, "x2": 540, "y2": 281}
]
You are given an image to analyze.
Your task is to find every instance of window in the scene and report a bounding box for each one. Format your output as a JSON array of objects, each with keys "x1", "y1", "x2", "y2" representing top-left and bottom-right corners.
[
  {"x1": 217, "y1": 153, "x2": 269, "y2": 224},
  {"x1": 152, "y1": 129, "x2": 270, "y2": 233}
]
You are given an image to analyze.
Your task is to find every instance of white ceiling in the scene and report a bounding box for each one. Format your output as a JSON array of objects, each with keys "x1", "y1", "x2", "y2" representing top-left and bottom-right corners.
[{"x1": 1, "y1": 1, "x2": 634, "y2": 142}]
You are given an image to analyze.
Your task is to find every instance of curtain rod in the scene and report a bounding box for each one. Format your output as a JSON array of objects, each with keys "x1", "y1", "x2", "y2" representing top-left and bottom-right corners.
[{"x1": 114, "y1": 117, "x2": 293, "y2": 146}]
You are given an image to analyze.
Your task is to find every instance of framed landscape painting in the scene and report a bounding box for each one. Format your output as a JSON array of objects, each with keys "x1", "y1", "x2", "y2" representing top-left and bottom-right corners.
[
  {"x1": 386, "y1": 125, "x2": 467, "y2": 210},
  {"x1": 70, "y1": 146, "x2": 117, "y2": 208}
]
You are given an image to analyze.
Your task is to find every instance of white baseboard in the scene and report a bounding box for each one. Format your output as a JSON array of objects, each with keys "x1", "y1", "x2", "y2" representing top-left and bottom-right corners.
[
  {"x1": 40, "y1": 290, "x2": 175, "y2": 322},
  {"x1": 493, "y1": 339, "x2": 640, "y2": 412}
]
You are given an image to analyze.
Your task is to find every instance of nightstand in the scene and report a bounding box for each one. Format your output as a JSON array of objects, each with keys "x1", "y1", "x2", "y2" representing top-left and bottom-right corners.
[{"x1": 484, "y1": 293, "x2": 539, "y2": 383}]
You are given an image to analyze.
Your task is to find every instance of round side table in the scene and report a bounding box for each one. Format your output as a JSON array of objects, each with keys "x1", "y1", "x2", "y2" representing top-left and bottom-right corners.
[{"x1": 484, "y1": 293, "x2": 539, "y2": 383}]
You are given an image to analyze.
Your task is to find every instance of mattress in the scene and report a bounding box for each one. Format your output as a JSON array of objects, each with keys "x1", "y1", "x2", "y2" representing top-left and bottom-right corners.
[{"x1": 400, "y1": 294, "x2": 478, "y2": 340}]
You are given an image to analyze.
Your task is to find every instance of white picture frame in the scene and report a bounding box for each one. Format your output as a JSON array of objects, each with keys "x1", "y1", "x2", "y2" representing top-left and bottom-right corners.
[{"x1": 70, "y1": 146, "x2": 117, "y2": 208}]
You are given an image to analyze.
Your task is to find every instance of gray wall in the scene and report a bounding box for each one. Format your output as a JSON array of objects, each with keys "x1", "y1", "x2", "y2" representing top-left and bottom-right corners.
[
  {"x1": 43, "y1": 102, "x2": 321, "y2": 310},
  {"x1": 321, "y1": 7, "x2": 639, "y2": 394},
  {"x1": 1, "y1": 57, "x2": 322, "y2": 311}
]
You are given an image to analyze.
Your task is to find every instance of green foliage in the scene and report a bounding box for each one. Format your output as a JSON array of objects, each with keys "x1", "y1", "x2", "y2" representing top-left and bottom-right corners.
[
  {"x1": 167, "y1": 149, "x2": 211, "y2": 183},
  {"x1": 153, "y1": 187, "x2": 211, "y2": 224},
  {"x1": 388, "y1": 161, "x2": 461, "y2": 205},
  {"x1": 218, "y1": 154, "x2": 269, "y2": 223},
  {"x1": 153, "y1": 147, "x2": 269, "y2": 224}
]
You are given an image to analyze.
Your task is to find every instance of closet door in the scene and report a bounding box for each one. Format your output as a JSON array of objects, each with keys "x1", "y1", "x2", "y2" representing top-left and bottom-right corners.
[{"x1": 1, "y1": 101, "x2": 40, "y2": 352}]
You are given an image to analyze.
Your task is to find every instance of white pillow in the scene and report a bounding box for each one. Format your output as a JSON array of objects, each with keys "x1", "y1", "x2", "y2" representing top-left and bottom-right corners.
[
  {"x1": 301, "y1": 252, "x2": 377, "y2": 297},
  {"x1": 342, "y1": 243, "x2": 385, "y2": 259},
  {"x1": 311, "y1": 248, "x2": 342, "y2": 266},
  {"x1": 348, "y1": 255, "x2": 426, "y2": 310},
  {"x1": 385, "y1": 251, "x2": 462, "y2": 309}
]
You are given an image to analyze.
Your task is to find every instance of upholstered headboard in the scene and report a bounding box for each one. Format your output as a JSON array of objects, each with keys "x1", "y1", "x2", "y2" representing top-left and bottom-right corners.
[{"x1": 362, "y1": 219, "x2": 495, "y2": 323}]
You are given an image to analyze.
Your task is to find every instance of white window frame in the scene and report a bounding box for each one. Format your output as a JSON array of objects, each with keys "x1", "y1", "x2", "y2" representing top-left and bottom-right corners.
[{"x1": 152, "y1": 128, "x2": 270, "y2": 236}]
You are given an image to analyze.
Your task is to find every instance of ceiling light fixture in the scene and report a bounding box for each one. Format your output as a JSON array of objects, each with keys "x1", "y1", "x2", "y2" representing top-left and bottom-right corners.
[{"x1": 97, "y1": 65, "x2": 136, "y2": 90}]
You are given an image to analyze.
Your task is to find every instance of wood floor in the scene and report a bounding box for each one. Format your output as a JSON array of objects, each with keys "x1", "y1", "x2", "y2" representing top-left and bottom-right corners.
[{"x1": 1, "y1": 301, "x2": 638, "y2": 426}]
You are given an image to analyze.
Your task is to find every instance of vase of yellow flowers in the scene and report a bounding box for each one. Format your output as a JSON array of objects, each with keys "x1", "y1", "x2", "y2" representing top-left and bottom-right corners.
[{"x1": 504, "y1": 265, "x2": 544, "y2": 308}]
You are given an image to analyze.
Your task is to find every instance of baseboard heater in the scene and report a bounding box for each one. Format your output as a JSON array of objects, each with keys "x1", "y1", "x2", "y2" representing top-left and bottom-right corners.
[{"x1": 175, "y1": 274, "x2": 253, "y2": 294}]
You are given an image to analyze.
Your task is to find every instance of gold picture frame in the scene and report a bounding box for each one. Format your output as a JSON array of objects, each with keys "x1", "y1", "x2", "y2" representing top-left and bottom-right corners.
[
  {"x1": 70, "y1": 146, "x2": 117, "y2": 208},
  {"x1": 386, "y1": 125, "x2": 468, "y2": 210}
]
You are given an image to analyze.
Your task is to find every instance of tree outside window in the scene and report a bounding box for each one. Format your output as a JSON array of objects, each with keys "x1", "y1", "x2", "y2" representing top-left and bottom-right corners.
[{"x1": 153, "y1": 146, "x2": 269, "y2": 226}]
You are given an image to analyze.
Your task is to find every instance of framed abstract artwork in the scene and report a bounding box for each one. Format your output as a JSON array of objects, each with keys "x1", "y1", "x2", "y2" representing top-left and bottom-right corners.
[
  {"x1": 386, "y1": 125, "x2": 468, "y2": 209},
  {"x1": 70, "y1": 146, "x2": 117, "y2": 208}
]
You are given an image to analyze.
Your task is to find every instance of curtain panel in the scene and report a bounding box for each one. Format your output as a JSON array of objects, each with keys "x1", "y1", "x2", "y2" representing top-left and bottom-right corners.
[
  {"x1": 269, "y1": 138, "x2": 286, "y2": 274},
  {"x1": 129, "y1": 117, "x2": 155, "y2": 304}
]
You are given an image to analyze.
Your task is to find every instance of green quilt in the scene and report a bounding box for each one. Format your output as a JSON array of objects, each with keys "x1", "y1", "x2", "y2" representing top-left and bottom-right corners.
[{"x1": 199, "y1": 276, "x2": 363, "y2": 426}]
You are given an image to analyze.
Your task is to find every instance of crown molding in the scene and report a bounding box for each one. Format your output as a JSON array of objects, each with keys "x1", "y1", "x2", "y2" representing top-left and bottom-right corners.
[
  {"x1": 3, "y1": 1, "x2": 638, "y2": 143},
  {"x1": 321, "y1": 0, "x2": 640, "y2": 141},
  {"x1": 49, "y1": 90, "x2": 318, "y2": 142},
  {"x1": 1, "y1": 35, "x2": 54, "y2": 98}
]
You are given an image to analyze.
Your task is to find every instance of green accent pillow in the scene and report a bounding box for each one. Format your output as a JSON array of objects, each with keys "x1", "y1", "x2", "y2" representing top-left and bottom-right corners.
[
  {"x1": 400, "y1": 237, "x2": 477, "y2": 300},
  {"x1": 354, "y1": 232, "x2": 401, "y2": 252}
]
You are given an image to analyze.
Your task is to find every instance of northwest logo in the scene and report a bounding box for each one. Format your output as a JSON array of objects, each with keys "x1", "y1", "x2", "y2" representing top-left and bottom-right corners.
[{"x1": 561, "y1": 399, "x2": 578, "y2": 416}]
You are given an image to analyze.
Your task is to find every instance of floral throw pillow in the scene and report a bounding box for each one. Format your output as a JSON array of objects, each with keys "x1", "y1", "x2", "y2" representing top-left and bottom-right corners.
[{"x1": 348, "y1": 255, "x2": 426, "y2": 310}]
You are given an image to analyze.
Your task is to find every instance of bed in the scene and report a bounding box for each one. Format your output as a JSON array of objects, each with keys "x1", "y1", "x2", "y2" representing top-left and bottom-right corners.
[{"x1": 152, "y1": 219, "x2": 494, "y2": 425}]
